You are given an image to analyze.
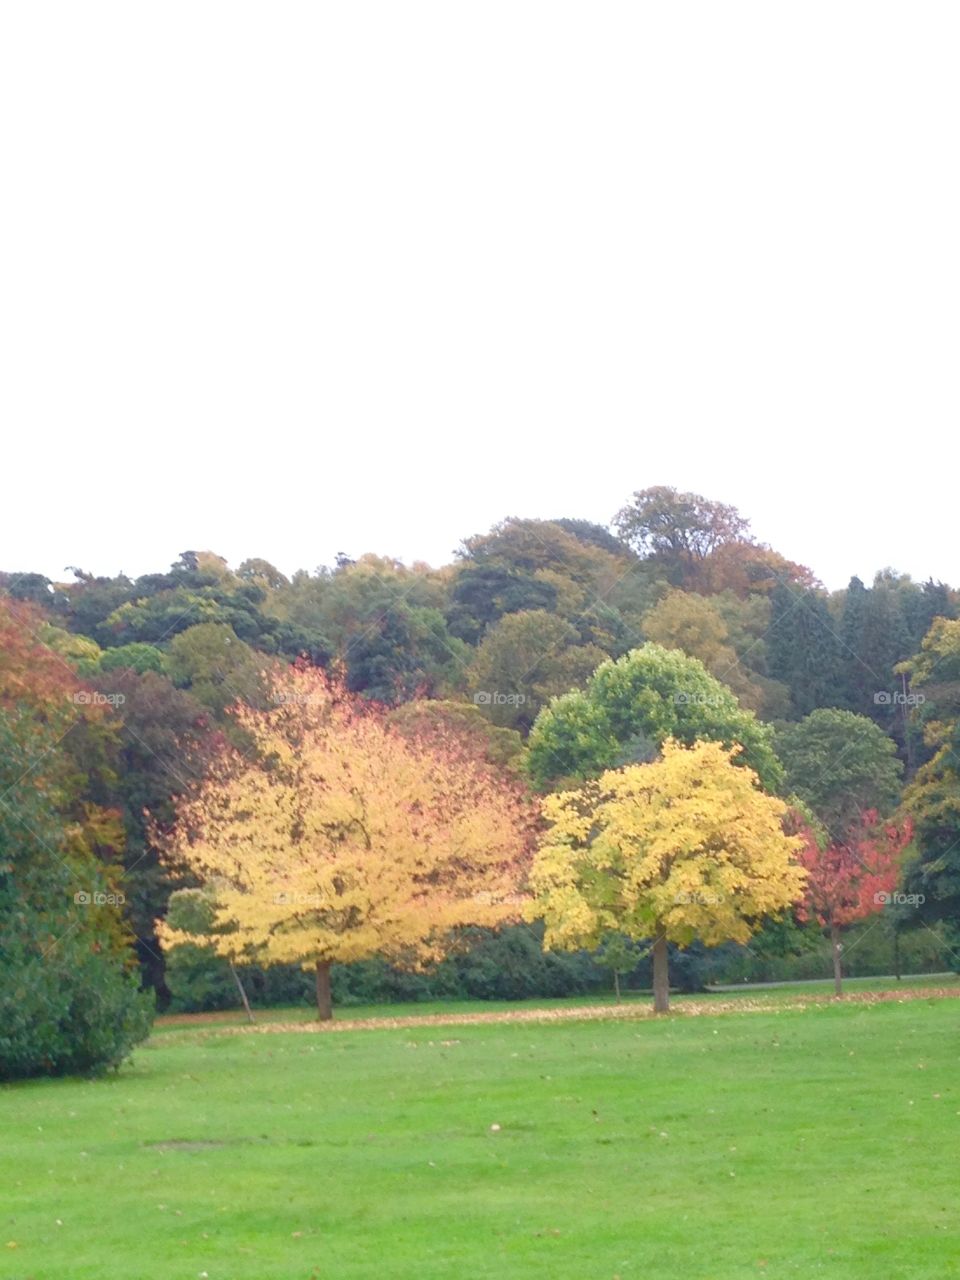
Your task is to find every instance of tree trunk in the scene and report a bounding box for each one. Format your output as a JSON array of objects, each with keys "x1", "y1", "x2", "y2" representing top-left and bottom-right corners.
[
  {"x1": 652, "y1": 931, "x2": 670, "y2": 1013},
  {"x1": 830, "y1": 922, "x2": 843, "y2": 996},
  {"x1": 613, "y1": 970, "x2": 621, "y2": 1003},
  {"x1": 315, "y1": 959, "x2": 333, "y2": 1021},
  {"x1": 230, "y1": 963, "x2": 255, "y2": 1023},
  {"x1": 136, "y1": 935, "x2": 172, "y2": 1011}
]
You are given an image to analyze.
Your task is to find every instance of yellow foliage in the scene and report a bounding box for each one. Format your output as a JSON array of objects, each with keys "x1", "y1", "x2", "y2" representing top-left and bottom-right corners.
[
  {"x1": 160, "y1": 668, "x2": 534, "y2": 971},
  {"x1": 529, "y1": 739, "x2": 806, "y2": 951}
]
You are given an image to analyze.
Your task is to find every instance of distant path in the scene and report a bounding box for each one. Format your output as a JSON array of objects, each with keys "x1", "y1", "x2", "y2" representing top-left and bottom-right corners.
[
  {"x1": 158, "y1": 982, "x2": 960, "y2": 1037},
  {"x1": 707, "y1": 972, "x2": 954, "y2": 992}
]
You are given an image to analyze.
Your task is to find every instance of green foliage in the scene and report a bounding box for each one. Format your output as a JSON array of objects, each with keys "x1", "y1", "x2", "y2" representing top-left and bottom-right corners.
[
  {"x1": 469, "y1": 610, "x2": 607, "y2": 731},
  {"x1": 275, "y1": 558, "x2": 464, "y2": 702},
  {"x1": 97, "y1": 642, "x2": 166, "y2": 675},
  {"x1": 165, "y1": 925, "x2": 608, "y2": 1012},
  {"x1": 165, "y1": 622, "x2": 267, "y2": 715},
  {"x1": 775, "y1": 708, "x2": 903, "y2": 834},
  {"x1": 0, "y1": 711, "x2": 152, "y2": 1080},
  {"x1": 526, "y1": 644, "x2": 783, "y2": 791},
  {"x1": 766, "y1": 584, "x2": 847, "y2": 716}
]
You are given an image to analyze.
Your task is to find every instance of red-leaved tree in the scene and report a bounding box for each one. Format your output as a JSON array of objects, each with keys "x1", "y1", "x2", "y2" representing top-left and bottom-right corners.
[{"x1": 794, "y1": 811, "x2": 913, "y2": 995}]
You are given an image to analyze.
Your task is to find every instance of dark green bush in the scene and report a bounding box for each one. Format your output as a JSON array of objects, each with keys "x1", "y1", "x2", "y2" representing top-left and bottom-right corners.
[{"x1": 0, "y1": 933, "x2": 153, "y2": 1081}]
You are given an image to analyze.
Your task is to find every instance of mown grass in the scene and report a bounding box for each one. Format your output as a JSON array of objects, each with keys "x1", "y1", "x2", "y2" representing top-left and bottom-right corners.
[
  {"x1": 152, "y1": 971, "x2": 960, "y2": 1031},
  {"x1": 4, "y1": 983, "x2": 960, "y2": 1278}
]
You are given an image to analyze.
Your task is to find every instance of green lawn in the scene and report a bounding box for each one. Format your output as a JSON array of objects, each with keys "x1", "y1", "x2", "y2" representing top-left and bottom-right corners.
[
  {"x1": 150, "y1": 971, "x2": 960, "y2": 1030},
  {"x1": 4, "y1": 987, "x2": 960, "y2": 1278}
]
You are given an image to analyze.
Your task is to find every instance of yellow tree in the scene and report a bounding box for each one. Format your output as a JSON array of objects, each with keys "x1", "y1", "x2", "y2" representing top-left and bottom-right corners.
[
  {"x1": 529, "y1": 739, "x2": 806, "y2": 1012},
  {"x1": 161, "y1": 667, "x2": 535, "y2": 1018}
]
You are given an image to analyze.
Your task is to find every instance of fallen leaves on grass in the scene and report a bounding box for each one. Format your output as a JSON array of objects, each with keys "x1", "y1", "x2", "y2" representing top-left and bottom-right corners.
[{"x1": 166, "y1": 985, "x2": 960, "y2": 1039}]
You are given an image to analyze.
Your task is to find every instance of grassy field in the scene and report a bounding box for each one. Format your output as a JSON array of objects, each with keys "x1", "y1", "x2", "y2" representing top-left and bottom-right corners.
[
  {"x1": 150, "y1": 972, "x2": 960, "y2": 1031},
  {"x1": 4, "y1": 983, "x2": 960, "y2": 1278}
]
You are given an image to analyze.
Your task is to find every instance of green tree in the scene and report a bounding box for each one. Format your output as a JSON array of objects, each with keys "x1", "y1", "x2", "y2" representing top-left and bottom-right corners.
[
  {"x1": 0, "y1": 711, "x2": 151, "y2": 1080},
  {"x1": 526, "y1": 644, "x2": 783, "y2": 792},
  {"x1": 469, "y1": 610, "x2": 607, "y2": 731},
  {"x1": 642, "y1": 589, "x2": 767, "y2": 712},
  {"x1": 166, "y1": 622, "x2": 268, "y2": 717},
  {"x1": 775, "y1": 708, "x2": 903, "y2": 837},
  {"x1": 766, "y1": 584, "x2": 846, "y2": 717}
]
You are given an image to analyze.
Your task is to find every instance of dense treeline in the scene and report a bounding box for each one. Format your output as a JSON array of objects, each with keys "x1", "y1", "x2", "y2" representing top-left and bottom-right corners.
[{"x1": 3, "y1": 487, "x2": 959, "y2": 1068}]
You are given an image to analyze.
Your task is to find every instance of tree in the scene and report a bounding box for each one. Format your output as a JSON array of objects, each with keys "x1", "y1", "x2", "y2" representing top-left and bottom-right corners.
[
  {"x1": 448, "y1": 517, "x2": 645, "y2": 644},
  {"x1": 386, "y1": 698, "x2": 526, "y2": 770},
  {"x1": 794, "y1": 811, "x2": 913, "y2": 994},
  {"x1": 275, "y1": 557, "x2": 464, "y2": 702},
  {"x1": 698, "y1": 541, "x2": 818, "y2": 596},
  {"x1": 766, "y1": 584, "x2": 847, "y2": 716},
  {"x1": 641, "y1": 589, "x2": 767, "y2": 711},
  {"x1": 529, "y1": 740, "x2": 805, "y2": 1012},
  {"x1": 97, "y1": 642, "x2": 166, "y2": 675},
  {"x1": 166, "y1": 622, "x2": 268, "y2": 717},
  {"x1": 776, "y1": 708, "x2": 905, "y2": 993},
  {"x1": 165, "y1": 885, "x2": 255, "y2": 1021},
  {"x1": 612, "y1": 486, "x2": 750, "y2": 587},
  {"x1": 106, "y1": 669, "x2": 218, "y2": 1005},
  {"x1": 162, "y1": 666, "x2": 535, "y2": 1019},
  {"x1": 0, "y1": 708, "x2": 152, "y2": 1080},
  {"x1": 526, "y1": 644, "x2": 783, "y2": 793},
  {"x1": 775, "y1": 709, "x2": 903, "y2": 838},
  {"x1": 898, "y1": 619, "x2": 960, "y2": 927},
  {"x1": 468, "y1": 610, "x2": 608, "y2": 731}
]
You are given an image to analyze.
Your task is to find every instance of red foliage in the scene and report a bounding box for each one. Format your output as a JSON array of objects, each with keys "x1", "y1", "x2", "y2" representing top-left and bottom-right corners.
[{"x1": 793, "y1": 810, "x2": 913, "y2": 928}]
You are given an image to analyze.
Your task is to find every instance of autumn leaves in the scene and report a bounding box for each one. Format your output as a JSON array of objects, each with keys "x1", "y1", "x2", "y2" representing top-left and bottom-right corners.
[
  {"x1": 163, "y1": 649, "x2": 823, "y2": 1019},
  {"x1": 162, "y1": 666, "x2": 536, "y2": 1018}
]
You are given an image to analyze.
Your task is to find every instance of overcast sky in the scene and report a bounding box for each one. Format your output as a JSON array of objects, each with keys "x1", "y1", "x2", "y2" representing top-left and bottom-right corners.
[{"x1": 2, "y1": 3, "x2": 957, "y2": 592}]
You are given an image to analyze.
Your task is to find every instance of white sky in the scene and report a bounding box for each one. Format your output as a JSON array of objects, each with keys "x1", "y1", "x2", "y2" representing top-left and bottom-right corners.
[{"x1": 2, "y1": 3, "x2": 957, "y2": 592}]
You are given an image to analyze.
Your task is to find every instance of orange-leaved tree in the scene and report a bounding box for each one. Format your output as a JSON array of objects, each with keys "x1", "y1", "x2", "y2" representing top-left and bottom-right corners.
[{"x1": 161, "y1": 666, "x2": 536, "y2": 1018}]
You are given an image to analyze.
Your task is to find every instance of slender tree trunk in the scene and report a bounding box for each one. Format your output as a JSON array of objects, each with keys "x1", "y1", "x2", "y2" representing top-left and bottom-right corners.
[
  {"x1": 652, "y1": 931, "x2": 670, "y2": 1014},
  {"x1": 229, "y1": 963, "x2": 255, "y2": 1023},
  {"x1": 315, "y1": 959, "x2": 333, "y2": 1021},
  {"x1": 830, "y1": 921, "x2": 843, "y2": 996},
  {"x1": 613, "y1": 970, "x2": 621, "y2": 1003}
]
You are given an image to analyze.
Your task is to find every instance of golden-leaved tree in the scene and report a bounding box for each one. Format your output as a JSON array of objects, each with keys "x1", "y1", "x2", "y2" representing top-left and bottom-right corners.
[
  {"x1": 529, "y1": 739, "x2": 806, "y2": 1012},
  {"x1": 161, "y1": 666, "x2": 536, "y2": 1018}
]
